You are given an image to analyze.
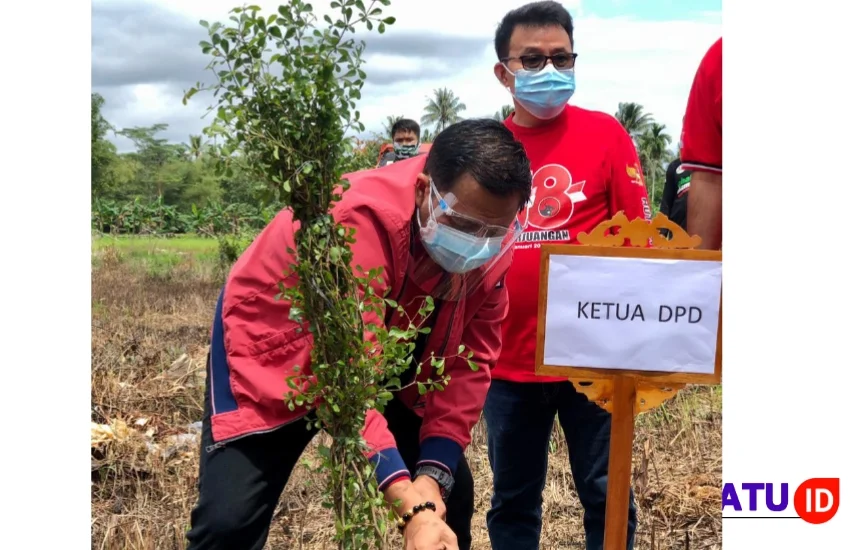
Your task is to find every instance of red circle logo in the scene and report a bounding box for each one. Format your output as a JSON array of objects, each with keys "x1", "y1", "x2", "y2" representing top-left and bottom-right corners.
[{"x1": 793, "y1": 478, "x2": 840, "y2": 524}]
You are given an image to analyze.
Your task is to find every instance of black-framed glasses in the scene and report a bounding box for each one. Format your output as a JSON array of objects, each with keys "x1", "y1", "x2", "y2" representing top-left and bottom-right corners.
[{"x1": 501, "y1": 53, "x2": 578, "y2": 71}]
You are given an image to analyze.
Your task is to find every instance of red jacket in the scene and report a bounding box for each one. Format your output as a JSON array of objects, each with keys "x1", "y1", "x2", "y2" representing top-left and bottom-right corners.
[{"x1": 208, "y1": 155, "x2": 509, "y2": 489}]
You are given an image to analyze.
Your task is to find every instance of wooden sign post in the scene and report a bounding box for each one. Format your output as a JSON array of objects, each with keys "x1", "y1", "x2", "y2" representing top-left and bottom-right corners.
[{"x1": 535, "y1": 212, "x2": 722, "y2": 550}]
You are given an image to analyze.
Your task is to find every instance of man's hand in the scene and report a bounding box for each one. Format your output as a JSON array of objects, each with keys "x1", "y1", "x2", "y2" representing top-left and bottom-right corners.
[
  {"x1": 403, "y1": 510, "x2": 458, "y2": 550},
  {"x1": 413, "y1": 475, "x2": 447, "y2": 520},
  {"x1": 384, "y1": 480, "x2": 457, "y2": 550}
]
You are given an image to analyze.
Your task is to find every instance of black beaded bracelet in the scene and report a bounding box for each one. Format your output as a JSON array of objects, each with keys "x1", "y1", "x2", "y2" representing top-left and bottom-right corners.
[{"x1": 396, "y1": 501, "x2": 437, "y2": 533}]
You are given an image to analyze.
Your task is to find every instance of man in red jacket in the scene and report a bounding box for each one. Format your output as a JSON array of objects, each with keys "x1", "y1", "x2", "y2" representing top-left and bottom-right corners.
[
  {"x1": 681, "y1": 38, "x2": 722, "y2": 250},
  {"x1": 483, "y1": 3, "x2": 651, "y2": 549},
  {"x1": 186, "y1": 118, "x2": 532, "y2": 550}
]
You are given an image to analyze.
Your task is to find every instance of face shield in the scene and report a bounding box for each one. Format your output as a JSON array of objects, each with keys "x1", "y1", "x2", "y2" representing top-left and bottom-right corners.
[{"x1": 407, "y1": 179, "x2": 523, "y2": 302}]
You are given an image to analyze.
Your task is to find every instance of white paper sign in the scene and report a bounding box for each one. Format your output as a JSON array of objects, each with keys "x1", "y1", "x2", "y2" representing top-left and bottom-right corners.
[{"x1": 543, "y1": 255, "x2": 722, "y2": 374}]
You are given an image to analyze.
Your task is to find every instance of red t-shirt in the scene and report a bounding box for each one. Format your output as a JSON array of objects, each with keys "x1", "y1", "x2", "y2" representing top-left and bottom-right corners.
[
  {"x1": 495, "y1": 106, "x2": 652, "y2": 384},
  {"x1": 681, "y1": 38, "x2": 722, "y2": 174}
]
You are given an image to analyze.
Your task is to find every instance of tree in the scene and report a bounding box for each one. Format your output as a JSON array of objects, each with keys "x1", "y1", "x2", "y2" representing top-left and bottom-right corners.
[
  {"x1": 189, "y1": 134, "x2": 204, "y2": 161},
  {"x1": 91, "y1": 93, "x2": 118, "y2": 198},
  {"x1": 421, "y1": 127, "x2": 434, "y2": 143},
  {"x1": 117, "y1": 124, "x2": 183, "y2": 198},
  {"x1": 637, "y1": 122, "x2": 673, "y2": 208},
  {"x1": 493, "y1": 104, "x2": 515, "y2": 121},
  {"x1": 615, "y1": 102, "x2": 654, "y2": 137},
  {"x1": 184, "y1": 2, "x2": 467, "y2": 548},
  {"x1": 421, "y1": 87, "x2": 466, "y2": 134}
]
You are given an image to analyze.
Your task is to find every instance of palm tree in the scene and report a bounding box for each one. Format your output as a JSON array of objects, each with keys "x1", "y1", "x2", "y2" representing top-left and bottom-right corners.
[
  {"x1": 494, "y1": 104, "x2": 515, "y2": 121},
  {"x1": 382, "y1": 115, "x2": 405, "y2": 140},
  {"x1": 421, "y1": 88, "x2": 467, "y2": 135},
  {"x1": 189, "y1": 134, "x2": 204, "y2": 161},
  {"x1": 615, "y1": 102, "x2": 654, "y2": 138},
  {"x1": 421, "y1": 128, "x2": 434, "y2": 143},
  {"x1": 637, "y1": 123, "x2": 673, "y2": 207}
]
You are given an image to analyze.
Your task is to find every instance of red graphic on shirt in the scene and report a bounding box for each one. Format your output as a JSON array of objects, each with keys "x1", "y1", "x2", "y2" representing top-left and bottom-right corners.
[{"x1": 521, "y1": 164, "x2": 587, "y2": 230}]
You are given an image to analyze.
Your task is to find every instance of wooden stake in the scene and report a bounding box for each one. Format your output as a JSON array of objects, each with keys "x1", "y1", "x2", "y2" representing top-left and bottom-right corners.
[{"x1": 603, "y1": 375, "x2": 637, "y2": 550}]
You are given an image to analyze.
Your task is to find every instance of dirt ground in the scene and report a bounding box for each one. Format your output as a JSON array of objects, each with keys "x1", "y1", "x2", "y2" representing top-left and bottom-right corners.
[{"x1": 90, "y1": 243, "x2": 721, "y2": 549}]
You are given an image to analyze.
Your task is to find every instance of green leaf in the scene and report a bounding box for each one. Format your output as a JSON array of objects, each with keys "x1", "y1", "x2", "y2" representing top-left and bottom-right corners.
[
  {"x1": 182, "y1": 87, "x2": 198, "y2": 106},
  {"x1": 383, "y1": 16, "x2": 396, "y2": 24},
  {"x1": 268, "y1": 26, "x2": 282, "y2": 39}
]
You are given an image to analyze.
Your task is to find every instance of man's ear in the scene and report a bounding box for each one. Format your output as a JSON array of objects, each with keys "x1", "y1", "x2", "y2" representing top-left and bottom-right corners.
[
  {"x1": 414, "y1": 173, "x2": 428, "y2": 208},
  {"x1": 494, "y1": 62, "x2": 511, "y2": 89}
]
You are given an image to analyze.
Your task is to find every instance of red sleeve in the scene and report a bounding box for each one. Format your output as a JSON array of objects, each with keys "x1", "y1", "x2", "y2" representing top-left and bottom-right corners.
[
  {"x1": 416, "y1": 276, "x2": 506, "y2": 471},
  {"x1": 334, "y1": 202, "x2": 411, "y2": 490},
  {"x1": 681, "y1": 38, "x2": 722, "y2": 173},
  {"x1": 607, "y1": 119, "x2": 653, "y2": 222}
]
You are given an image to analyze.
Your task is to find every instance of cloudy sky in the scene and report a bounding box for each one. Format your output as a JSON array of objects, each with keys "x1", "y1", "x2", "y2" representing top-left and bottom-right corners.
[{"x1": 92, "y1": 0, "x2": 721, "y2": 153}]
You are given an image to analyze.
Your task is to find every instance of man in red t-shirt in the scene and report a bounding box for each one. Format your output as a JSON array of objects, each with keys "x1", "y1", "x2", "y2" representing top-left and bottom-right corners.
[
  {"x1": 483, "y1": 2, "x2": 650, "y2": 549},
  {"x1": 681, "y1": 38, "x2": 722, "y2": 250}
]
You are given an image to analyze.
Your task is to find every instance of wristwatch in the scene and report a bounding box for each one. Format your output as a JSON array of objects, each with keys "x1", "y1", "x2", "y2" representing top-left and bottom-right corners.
[{"x1": 415, "y1": 465, "x2": 454, "y2": 501}]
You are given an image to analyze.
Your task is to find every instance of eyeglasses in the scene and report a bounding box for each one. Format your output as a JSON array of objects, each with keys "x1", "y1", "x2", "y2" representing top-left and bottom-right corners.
[
  {"x1": 429, "y1": 180, "x2": 521, "y2": 239},
  {"x1": 501, "y1": 53, "x2": 578, "y2": 72}
]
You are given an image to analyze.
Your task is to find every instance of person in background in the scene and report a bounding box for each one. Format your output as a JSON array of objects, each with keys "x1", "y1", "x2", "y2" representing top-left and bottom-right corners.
[
  {"x1": 681, "y1": 38, "x2": 722, "y2": 250},
  {"x1": 185, "y1": 119, "x2": 532, "y2": 550},
  {"x1": 483, "y1": 2, "x2": 650, "y2": 549},
  {"x1": 659, "y1": 131, "x2": 692, "y2": 233},
  {"x1": 378, "y1": 118, "x2": 424, "y2": 167}
]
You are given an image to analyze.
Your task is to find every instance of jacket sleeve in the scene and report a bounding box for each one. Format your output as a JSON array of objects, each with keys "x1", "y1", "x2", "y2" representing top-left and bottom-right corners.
[
  {"x1": 415, "y1": 278, "x2": 507, "y2": 475},
  {"x1": 334, "y1": 201, "x2": 411, "y2": 491},
  {"x1": 607, "y1": 121, "x2": 653, "y2": 223}
]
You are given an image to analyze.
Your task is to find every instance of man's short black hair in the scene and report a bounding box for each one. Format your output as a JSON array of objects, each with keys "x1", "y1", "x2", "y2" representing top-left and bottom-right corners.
[
  {"x1": 494, "y1": 1, "x2": 575, "y2": 60},
  {"x1": 425, "y1": 118, "x2": 532, "y2": 208},
  {"x1": 391, "y1": 118, "x2": 420, "y2": 140}
]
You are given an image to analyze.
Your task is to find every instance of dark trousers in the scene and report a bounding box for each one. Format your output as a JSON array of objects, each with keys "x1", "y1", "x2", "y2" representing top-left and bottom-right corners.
[
  {"x1": 186, "y1": 377, "x2": 474, "y2": 550},
  {"x1": 483, "y1": 380, "x2": 637, "y2": 550}
]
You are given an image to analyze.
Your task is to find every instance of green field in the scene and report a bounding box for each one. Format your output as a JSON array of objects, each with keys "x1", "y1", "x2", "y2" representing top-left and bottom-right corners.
[{"x1": 92, "y1": 234, "x2": 223, "y2": 280}]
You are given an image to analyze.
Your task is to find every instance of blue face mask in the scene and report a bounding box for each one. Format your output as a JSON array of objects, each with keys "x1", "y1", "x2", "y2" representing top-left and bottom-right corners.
[
  {"x1": 418, "y1": 203, "x2": 503, "y2": 274},
  {"x1": 511, "y1": 64, "x2": 576, "y2": 120}
]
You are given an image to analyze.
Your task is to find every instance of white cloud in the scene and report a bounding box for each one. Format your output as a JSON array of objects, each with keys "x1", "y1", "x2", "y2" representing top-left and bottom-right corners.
[{"x1": 94, "y1": 0, "x2": 721, "y2": 153}]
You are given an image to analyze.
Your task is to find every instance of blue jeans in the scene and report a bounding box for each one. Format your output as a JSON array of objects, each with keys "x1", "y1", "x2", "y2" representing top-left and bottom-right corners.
[{"x1": 484, "y1": 380, "x2": 637, "y2": 550}]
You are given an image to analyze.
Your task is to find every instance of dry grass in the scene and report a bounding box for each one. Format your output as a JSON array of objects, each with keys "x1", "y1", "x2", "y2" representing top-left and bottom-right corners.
[{"x1": 91, "y1": 240, "x2": 721, "y2": 550}]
